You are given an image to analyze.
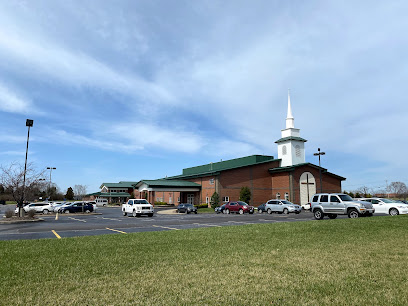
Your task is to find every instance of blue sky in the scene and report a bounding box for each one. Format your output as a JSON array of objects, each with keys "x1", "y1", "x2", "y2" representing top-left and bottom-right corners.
[{"x1": 0, "y1": 0, "x2": 407, "y2": 195}]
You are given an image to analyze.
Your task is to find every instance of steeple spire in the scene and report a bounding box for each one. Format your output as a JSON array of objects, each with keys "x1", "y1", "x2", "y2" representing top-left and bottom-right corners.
[{"x1": 286, "y1": 89, "x2": 295, "y2": 129}]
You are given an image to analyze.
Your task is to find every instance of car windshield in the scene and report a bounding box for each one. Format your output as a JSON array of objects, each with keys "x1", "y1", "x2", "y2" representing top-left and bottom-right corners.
[
  {"x1": 185, "y1": 204, "x2": 193, "y2": 207},
  {"x1": 380, "y1": 198, "x2": 395, "y2": 203},
  {"x1": 237, "y1": 201, "x2": 248, "y2": 205},
  {"x1": 135, "y1": 200, "x2": 149, "y2": 204},
  {"x1": 281, "y1": 201, "x2": 293, "y2": 205},
  {"x1": 338, "y1": 195, "x2": 353, "y2": 201}
]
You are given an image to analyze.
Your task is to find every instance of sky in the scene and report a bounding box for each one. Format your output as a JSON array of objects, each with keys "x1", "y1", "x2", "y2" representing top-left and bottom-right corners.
[{"x1": 0, "y1": 0, "x2": 407, "y2": 195}]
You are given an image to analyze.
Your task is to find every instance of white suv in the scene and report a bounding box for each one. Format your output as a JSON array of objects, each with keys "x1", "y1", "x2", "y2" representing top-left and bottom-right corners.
[
  {"x1": 15, "y1": 202, "x2": 54, "y2": 214},
  {"x1": 360, "y1": 198, "x2": 408, "y2": 216},
  {"x1": 122, "y1": 199, "x2": 154, "y2": 217},
  {"x1": 311, "y1": 193, "x2": 375, "y2": 219}
]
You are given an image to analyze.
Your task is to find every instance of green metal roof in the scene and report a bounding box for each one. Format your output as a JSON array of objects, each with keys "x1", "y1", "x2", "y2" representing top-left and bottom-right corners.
[
  {"x1": 99, "y1": 181, "x2": 138, "y2": 189},
  {"x1": 136, "y1": 180, "x2": 201, "y2": 188},
  {"x1": 268, "y1": 163, "x2": 346, "y2": 180},
  {"x1": 86, "y1": 192, "x2": 131, "y2": 198},
  {"x1": 167, "y1": 155, "x2": 277, "y2": 179},
  {"x1": 275, "y1": 136, "x2": 307, "y2": 144}
]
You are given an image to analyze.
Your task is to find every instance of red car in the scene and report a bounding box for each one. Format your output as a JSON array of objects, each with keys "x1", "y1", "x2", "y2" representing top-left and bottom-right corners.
[{"x1": 224, "y1": 201, "x2": 254, "y2": 214}]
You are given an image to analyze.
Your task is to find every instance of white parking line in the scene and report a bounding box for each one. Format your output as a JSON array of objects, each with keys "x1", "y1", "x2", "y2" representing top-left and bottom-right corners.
[
  {"x1": 227, "y1": 221, "x2": 255, "y2": 225},
  {"x1": 152, "y1": 225, "x2": 179, "y2": 230},
  {"x1": 68, "y1": 217, "x2": 86, "y2": 222},
  {"x1": 102, "y1": 217, "x2": 122, "y2": 221},
  {"x1": 193, "y1": 223, "x2": 221, "y2": 227}
]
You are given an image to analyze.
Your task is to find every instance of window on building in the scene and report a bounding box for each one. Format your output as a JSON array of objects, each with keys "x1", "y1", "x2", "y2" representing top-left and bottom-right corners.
[
  {"x1": 206, "y1": 197, "x2": 210, "y2": 204},
  {"x1": 169, "y1": 197, "x2": 172, "y2": 204},
  {"x1": 177, "y1": 197, "x2": 180, "y2": 203},
  {"x1": 276, "y1": 193, "x2": 281, "y2": 199},
  {"x1": 222, "y1": 196, "x2": 229, "y2": 202},
  {"x1": 295, "y1": 145, "x2": 301, "y2": 157},
  {"x1": 282, "y1": 145, "x2": 287, "y2": 155},
  {"x1": 285, "y1": 193, "x2": 289, "y2": 200},
  {"x1": 209, "y1": 178, "x2": 215, "y2": 185}
]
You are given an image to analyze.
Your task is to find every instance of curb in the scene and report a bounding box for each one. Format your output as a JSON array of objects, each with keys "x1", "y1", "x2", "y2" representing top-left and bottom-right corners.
[{"x1": 0, "y1": 218, "x2": 44, "y2": 224}]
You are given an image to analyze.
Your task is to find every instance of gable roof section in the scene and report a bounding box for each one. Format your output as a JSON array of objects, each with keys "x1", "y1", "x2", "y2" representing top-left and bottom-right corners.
[
  {"x1": 167, "y1": 155, "x2": 278, "y2": 179},
  {"x1": 99, "y1": 181, "x2": 138, "y2": 189},
  {"x1": 135, "y1": 180, "x2": 201, "y2": 188},
  {"x1": 86, "y1": 192, "x2": 131, "y2": 198},
  {"x1": 268, "y1": 163, "x2": 346, "y2": 180}
]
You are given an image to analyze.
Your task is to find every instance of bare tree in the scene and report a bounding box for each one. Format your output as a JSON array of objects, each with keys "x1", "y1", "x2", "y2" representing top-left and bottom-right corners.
[
  {"x1": 356, "y1": 186, "x2": 372, "y2": 197},
  {"x1": 389, "y1": 182, "x2": 408, "y2": 199},
  {"x1": 73, "y1": 184, "x2": 87, "y2": 200},
  {"x1": 0, "y1": 163, "x2": 45, "y2": 217}
]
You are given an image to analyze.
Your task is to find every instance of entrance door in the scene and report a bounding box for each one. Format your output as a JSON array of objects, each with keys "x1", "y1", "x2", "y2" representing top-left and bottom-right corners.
[
  {"x1": 300, "y1": 172, "x2": 316, "y2": 205},
  {"x1": 187, "y1": 194, "x2": 194, "y2": 205}
]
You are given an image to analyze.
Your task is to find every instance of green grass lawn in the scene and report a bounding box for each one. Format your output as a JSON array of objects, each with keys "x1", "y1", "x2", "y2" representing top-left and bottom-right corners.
[{"x1": 1, "y1": 216, "x2": 407, "y2": 305}]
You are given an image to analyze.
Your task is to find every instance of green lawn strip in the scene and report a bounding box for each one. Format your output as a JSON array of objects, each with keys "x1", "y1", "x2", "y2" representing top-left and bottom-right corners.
[
  {"x1": 0, "y1": 216, "x2": 407, "y2": 305},
  {"x1": 197, "y1": 207, "x2": 214, "y2": 213}
]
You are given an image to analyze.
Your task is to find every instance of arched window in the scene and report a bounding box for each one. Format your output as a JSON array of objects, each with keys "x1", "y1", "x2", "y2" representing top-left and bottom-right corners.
[
  {"x1": 285, "y1": 193, "x2": 289, "y2": 200},
  {"x1": 276, "y1": 193, "x2": 281, "y2": 199},
  {"x1": 295, "y1": 145, "x2": 301, "y2": 157},
  {"x1": 282, "y1": 145, "x2": 287, "y2": 155}
]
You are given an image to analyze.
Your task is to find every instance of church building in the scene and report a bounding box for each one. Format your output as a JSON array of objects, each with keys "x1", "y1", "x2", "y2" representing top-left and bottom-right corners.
[{"x1": 88, "y1": 94, "x2": 345, "y2": 206}]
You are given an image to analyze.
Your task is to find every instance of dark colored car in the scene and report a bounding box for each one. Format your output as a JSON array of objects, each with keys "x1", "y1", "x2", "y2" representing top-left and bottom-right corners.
[
  {"x1": 215, "y1": 204, "x2": 226, "y2": 214},
  {"x1": 257, "y1": 203, "x2": 267, "y2": 213},
  {"x1": 224, "y1": 201, "x2": 254, "y2": 214},
  {"x1": 176, "y1": 203, "x2": 197, "y2": 214},
  {"x1": 59, "y1": 202, "x2": 94, "y2": 214}
]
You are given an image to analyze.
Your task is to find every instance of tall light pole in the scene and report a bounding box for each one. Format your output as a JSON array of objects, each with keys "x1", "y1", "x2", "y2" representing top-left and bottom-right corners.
[
  {"x1": 21, "y1": 119, "x2": 34, "y2": 217},
  {"x1": 313, "y1": 148, "x2": 325, "y2": 193},
  {"x1": 47, "y1": 167, "x2": 56, "y2": 200}
]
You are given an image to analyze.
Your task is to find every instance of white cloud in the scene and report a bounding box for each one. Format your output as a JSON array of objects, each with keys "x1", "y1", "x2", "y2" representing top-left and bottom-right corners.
[{"x1": 0, "y1": 82, "x2": 32, "y2": 114}]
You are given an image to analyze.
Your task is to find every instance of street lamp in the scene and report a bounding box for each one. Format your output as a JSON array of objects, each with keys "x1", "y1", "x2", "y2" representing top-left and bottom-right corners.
[
  {"x1": 47, "y1": 167, "x2": 56, "y2": 200},
  {"x1": 313, "y1": 148, "x2": 325, "y2": 193},
  {"x1": 21, "y1": 119, "x2": 34, "y2": 217}
]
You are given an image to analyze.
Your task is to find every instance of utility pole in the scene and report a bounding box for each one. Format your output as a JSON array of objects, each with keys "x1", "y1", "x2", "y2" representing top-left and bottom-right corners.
[{"x1": 313, "y1": 148, "x2": 325, "y2": 193}]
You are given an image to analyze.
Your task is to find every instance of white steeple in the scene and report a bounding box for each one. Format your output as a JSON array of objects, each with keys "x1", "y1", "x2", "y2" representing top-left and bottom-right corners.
[
  {"x1": 286, "y1": 89, "x2": 295, "y2": 129},
  {"x1": 276, "y1": 90, "x2": 307, "y2": 167}
]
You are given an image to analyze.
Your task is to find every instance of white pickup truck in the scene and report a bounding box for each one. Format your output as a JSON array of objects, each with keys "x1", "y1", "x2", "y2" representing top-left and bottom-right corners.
[{"x1": 122, "y1": 199, "x2": 154, "y2": 217}]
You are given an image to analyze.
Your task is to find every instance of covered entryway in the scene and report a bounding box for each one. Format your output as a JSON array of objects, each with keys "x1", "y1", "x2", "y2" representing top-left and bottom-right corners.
[{"x1": 299, "y1": 172, "x2": 316, "y2": 205}]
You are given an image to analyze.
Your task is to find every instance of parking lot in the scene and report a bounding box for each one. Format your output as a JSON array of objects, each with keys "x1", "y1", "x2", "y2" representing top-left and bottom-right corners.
[{"x1": 0, "y1": 206, "x2": 356, "y2": 241}]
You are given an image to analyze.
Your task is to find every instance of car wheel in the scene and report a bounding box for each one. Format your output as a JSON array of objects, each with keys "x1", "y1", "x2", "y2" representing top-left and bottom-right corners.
[
  {"x1": 225, "y1": 209, "x2": 230, "y2": 214},
  {"x1": 194, "y1": 211, "x2": 197, "y2": 214},
  {"x1": 64, "y1": 210, "x2": 70, "y2": 214},
  {"x1": 348, "y1": 209, "x2": 359, "y2": 218},
  {"x1": 258, "y1": 209, "x2": 263, "y2": 214},
  {"x1": 123, "y1": 210, "x2": 127, "y2": 216},
  {"x1": 283, "y1": 208, "x2": 289, "y2": 214},
  {"x1": 132, "y1": 210, "x2": 137, "y2": 217},
  {"x1": 239, "y1": 209, "x2": 244, "y2": 215},
  {"x1": 313, "y1": 209, "x2": 324, "y2": 220},
  {"x1": 148, "y1": 213, "x2": 153, "y2": 217},
  {"x1": 295, "y1": 212, "x2": 300, "y2": 214},
  {"x1": 328, "y1": 214, "x2": 337, "y2": 219},
  {"x1": 267, "y1": 208, "x2": 272, "y2": 214},
  {"x1": 43, "y1": 209, "x2": 49, "y2": 214},
  {"x1": 389, "y1": 208, "x2": 399, "y2": 216},
  {"x1": 185, "y1": 210, "x2": 189, "y2": 214}
]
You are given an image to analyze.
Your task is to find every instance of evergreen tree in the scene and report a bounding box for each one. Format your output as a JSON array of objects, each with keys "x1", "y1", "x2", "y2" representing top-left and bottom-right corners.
[
  {"x1": 65, "y1": 187, "x2": 74, "y2": 200},
  {"x1": 210, "y1": 192, "x2": 220, "y2": 209},
  {"x1": 239, "y1": 186, "x2": 251, "y2": 203}
]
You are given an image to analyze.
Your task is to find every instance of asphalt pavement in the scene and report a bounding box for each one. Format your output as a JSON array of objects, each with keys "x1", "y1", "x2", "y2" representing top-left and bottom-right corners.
[{"x1": 0, "y1": 206, "x2": 352, "y2": 241}]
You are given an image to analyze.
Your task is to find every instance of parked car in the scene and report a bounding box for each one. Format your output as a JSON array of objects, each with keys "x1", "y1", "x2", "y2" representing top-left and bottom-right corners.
[
  {"x1": 224, "y1": 201, "x2": 254, "y2": 214},
  {"x1": 177, "y1": 203, "x2": 198, "y2": 214},
  {"x1": 257, "y1": 203, "x2": 267, "y2": 213},
  {"x1": 215, "y1": 204, "x2": 226, "y2": 214},
  {"x1": 265, "y1": 199, "x2": 302, "y2": 214},
  {"x1": 59, "y1": 202, "x2": 94, "y2": 214},
  {"x1": 95, "y1": 198, "x2": 108, "y2": 207},
  {"x1": 122, "y1": 199, "x2": 154, "y2": 217},
  {"x1": 54, "y1": 202, "x2": 71, "y2": 212},
  {"x1": 311, "y1": 193, "x2": 374, "y2": 219},
  {"x1": 360, "y1": 198, "x2": 408, "y2": 216},
  {"x1": 87, "y1": 201, "x2": 97, "y2": 211},
  {"x1": 15, "y1": 202, "x2": 53, "y2": 214}
]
